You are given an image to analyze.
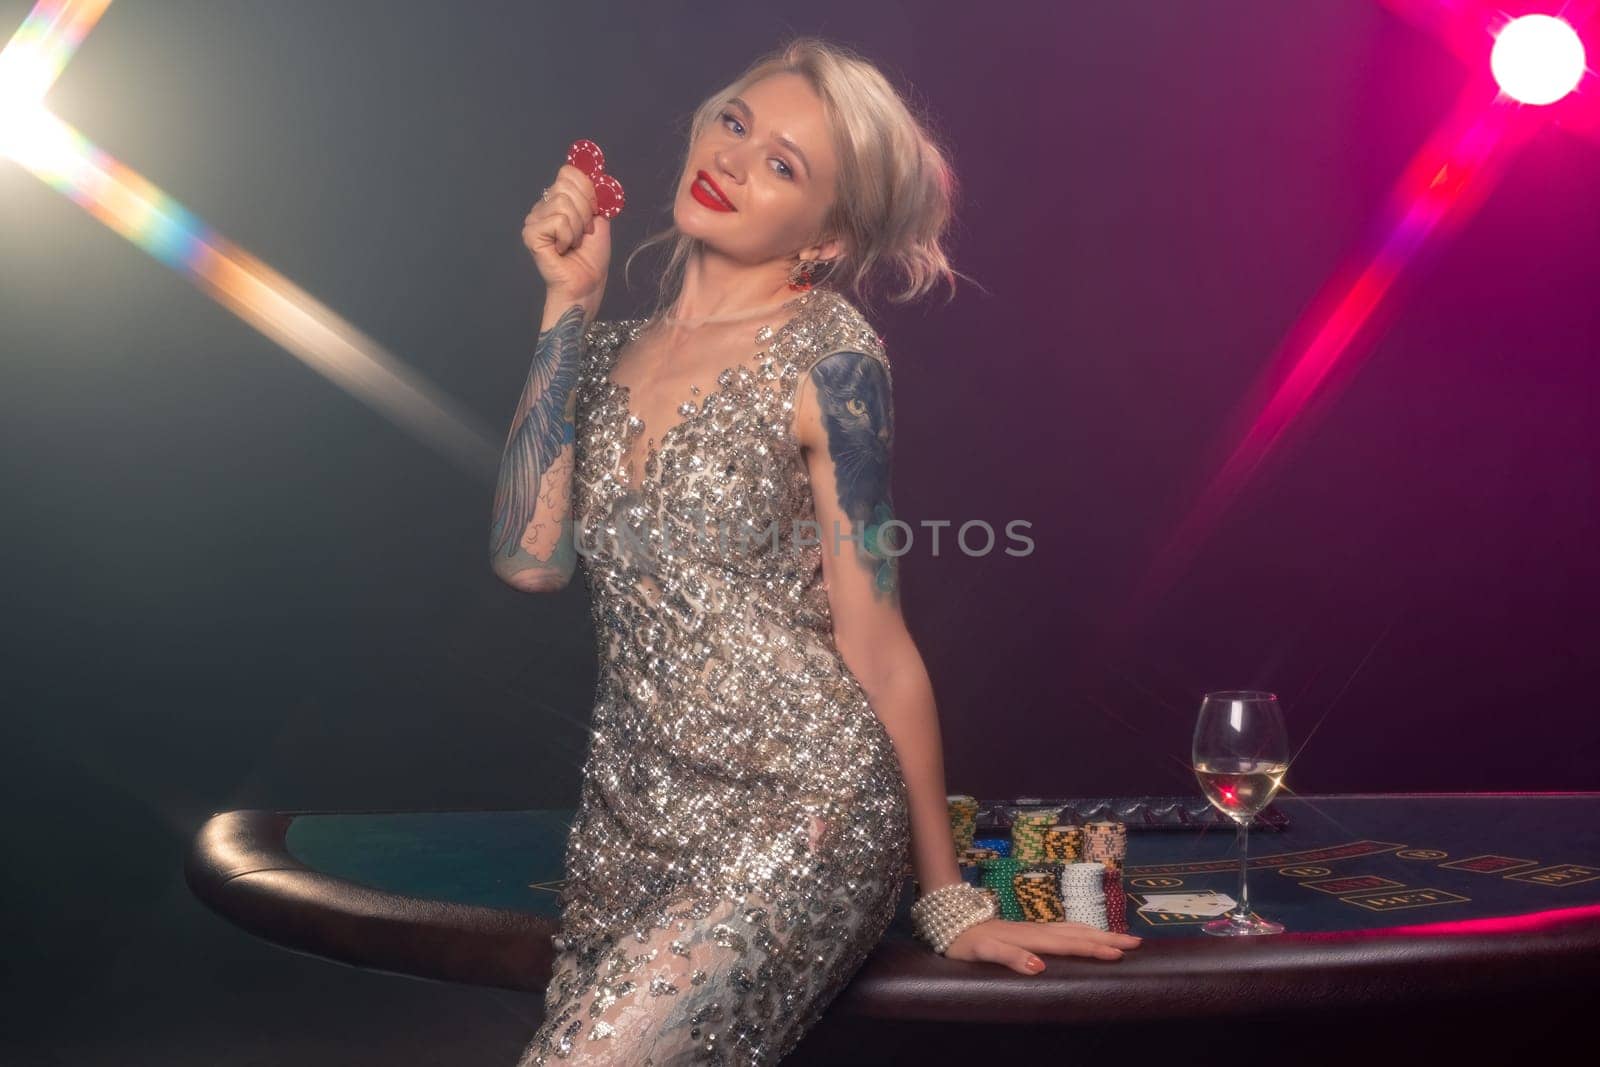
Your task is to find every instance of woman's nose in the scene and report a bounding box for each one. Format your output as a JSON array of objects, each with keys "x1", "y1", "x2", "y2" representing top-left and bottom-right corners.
[{"x1": 713, "y1": 151, "x2": 745, "y2": 183}]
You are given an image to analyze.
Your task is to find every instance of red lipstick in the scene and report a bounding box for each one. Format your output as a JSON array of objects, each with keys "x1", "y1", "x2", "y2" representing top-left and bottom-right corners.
[{"x1": 692, "y1": 170, "x2": 736, "y2": 212}]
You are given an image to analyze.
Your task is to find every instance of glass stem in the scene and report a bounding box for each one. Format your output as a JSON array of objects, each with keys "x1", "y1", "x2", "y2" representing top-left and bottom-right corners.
[{"x1": 1235, "y1": 816, "x2": 1251, "y2": 921}]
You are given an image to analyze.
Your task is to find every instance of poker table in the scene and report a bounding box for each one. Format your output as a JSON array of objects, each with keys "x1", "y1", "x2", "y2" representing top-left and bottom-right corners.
[{"x1": 187, "y1": 792, "x2": 1596, "y2": 1059}]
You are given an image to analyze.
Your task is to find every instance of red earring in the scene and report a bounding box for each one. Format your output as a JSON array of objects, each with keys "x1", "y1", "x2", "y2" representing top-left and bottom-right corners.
[
  {"x1": 788, "y1": 258, "x2": 820, "y2": 291},
  {"x1": 566, "y1": 139, "x2": 626, "y2": 219}
]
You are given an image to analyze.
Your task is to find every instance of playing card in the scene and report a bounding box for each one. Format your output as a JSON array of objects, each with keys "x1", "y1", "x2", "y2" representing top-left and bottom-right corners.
[{"x1": 1138, "y1": 892, "x2": 1236, "y2": 915}]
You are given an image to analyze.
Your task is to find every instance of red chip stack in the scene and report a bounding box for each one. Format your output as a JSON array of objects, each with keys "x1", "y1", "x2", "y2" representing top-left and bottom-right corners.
[{"x1": 1102, "y1": 864, "x2": 1128, "y2": 933}]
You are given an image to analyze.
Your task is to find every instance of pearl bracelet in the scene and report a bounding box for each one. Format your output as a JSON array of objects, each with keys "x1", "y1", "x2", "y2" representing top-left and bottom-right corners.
[{"x1": 910, "y1": 882, "x2": 998, "y2": 954}]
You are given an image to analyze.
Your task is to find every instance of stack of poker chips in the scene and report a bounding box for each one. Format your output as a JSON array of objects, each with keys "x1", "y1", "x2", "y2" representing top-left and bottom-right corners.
[
  {"x1": 973, "y1": 836, "x2": 1010, "y2": 856},
  {"x1": 1083, "y1": 821, "x2": 1128, "y2": 871},
  {"x1": 957, "y1": 846, "x2": 1000, "y2": 887},
  {"x1": 979, "y1": 857, "x2": 1026, "y2": 920},
  {"x1": 1043, "y1": 824, "x2": 1084, "y2": 863},
  {"x1": 1103, "y1": 865, "x2": 1128, "y2": 932},
  {"x1": 1013, "y1": 868, "x2": 1066, "y2": 922},
  {"x1": 1081, "y1": 821, "x2": 1129, "y2": 933},
  {"x1": 1010, "y1": 808, "x2": 1063, "y2": 863},
  {"x1": 946, "y1": 794, "x2": 979, "y2": 851},
  {"x1": 1060, "y1": 862, "x2": 1110, "y2": 929}
]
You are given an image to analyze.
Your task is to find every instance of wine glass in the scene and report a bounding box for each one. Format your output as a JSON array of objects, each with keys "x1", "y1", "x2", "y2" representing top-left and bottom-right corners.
[{"x1": 1192, "y1": 690, "x2": 1290, "y2": 936}]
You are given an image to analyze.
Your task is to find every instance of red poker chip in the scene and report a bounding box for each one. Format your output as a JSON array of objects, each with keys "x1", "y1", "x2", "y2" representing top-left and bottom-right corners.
[
  {"x1": 566, "y1": 138, "x2": 605, "y2": 179},
  {"x1": 592, "y1": 172, "x2": 625, "y2": 219}
]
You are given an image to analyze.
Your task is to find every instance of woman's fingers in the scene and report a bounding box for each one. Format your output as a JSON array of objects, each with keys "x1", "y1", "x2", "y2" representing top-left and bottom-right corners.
[
  {"x1": 552, "y1": 164, "x2": 599, "y2": 217},
  {"x1": 545, "y1": 189, "x2": 583, "y2": 228},
  {"x1": 1044, "y1": 926, "x2": 1142, "y2": 959},
  {"x1": 1035, "y1": 919, "x2": 1141, "y2": 943},
  {"x1": 548, "y1": 212, "x2": 574, "y2": 252},
  {"x1": 948, "y1": 920, "x2": 1143, "y2": 975},
  {"x1": 1044, "y1": 921, "x2": 1143, "y2": 947},
  {"x1": 1039, "y1": 936, "x2": 1123, "y2": 960},
  {"x1": 1001, "y1": 921, "x2": 1143, "y2": 960},
  {"x1": 540, "y1": 189, "x2": 592, "y2": 250},
  {"x1": 526, "y1": 165, "x2": 598, "y2": 233},
  {"x1": 970, "y1": 935, "x2": 1046, "y2": 975}
]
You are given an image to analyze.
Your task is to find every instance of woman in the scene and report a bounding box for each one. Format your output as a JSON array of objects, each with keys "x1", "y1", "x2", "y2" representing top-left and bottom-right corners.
[{"x1": 492, "y1": 36, "x2": 1142, "y2": 1065}]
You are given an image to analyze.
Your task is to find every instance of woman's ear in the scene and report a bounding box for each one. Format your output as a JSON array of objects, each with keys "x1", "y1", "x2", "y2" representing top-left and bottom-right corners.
[{"x1": 801, "y1": 231, "x2": 847, "y2": 263}]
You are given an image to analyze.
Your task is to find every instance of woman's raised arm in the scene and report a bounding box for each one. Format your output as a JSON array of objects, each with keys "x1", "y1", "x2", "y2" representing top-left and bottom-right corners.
[{"x1": 490, "y1": 159, "x2": 611, "y2": 592}]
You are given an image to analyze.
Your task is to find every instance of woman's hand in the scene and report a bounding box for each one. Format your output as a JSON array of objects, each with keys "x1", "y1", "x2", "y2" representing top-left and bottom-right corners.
[
  {"x1": 943, "y1": 918, "x2": 1144, "y2": 974},
  {"x1": 524, "y1": 162, "x2": 612, "y2": 305}
]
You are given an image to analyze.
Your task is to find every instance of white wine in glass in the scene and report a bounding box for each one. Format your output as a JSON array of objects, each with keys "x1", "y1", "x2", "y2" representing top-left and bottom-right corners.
[{"x1": 1192, "y1": 690, "x2": 1290, "y2": 935}]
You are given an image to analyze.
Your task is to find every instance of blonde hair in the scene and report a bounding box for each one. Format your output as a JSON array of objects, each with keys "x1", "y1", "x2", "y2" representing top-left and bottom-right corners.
[{"x1": 623, "y1": 35, "x2": 982, "y2": 316}]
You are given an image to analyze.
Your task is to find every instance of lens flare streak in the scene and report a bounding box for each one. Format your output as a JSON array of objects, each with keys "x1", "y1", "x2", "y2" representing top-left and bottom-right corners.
[{"x1": 2, "y1": 0, "x2": 499, "y2": 481}]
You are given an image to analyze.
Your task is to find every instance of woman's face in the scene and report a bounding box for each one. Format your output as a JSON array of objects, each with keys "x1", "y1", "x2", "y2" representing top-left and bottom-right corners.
[{"x1": 674, "y1": 72, "x2": 841, "y2": 265}]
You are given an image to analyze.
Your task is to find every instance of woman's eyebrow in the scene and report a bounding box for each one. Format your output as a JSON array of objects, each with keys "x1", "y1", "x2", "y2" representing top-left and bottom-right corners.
[{"x1": 727, "y1": 97, "x2": 812, "y2": 178}]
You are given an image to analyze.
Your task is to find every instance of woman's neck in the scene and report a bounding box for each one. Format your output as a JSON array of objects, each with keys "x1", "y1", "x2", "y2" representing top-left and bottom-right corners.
[
  {"x1": 668, "y1": 245, "x2": 796, "y2": 325},
  {"x1": 657, "y1": 293, "x2": 800, "y2": 328}
]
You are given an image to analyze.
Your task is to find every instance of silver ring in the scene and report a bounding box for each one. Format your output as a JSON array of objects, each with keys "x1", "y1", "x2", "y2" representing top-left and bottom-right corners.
[{"x1": 541, "y1": 186, "x2": 551, "y2": 202}]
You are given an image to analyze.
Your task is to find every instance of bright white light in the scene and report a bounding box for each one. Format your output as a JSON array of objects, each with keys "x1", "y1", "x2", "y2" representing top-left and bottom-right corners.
[
  {"x1": 0, "y1": 42, "x2": 54, "y2": 159},
  {"x1": 0, "y1": 99, "x2": 74, "y2": 171},
  {"x1": 0, "y1": 104, "x2": 58, "y2": 164},
  {"x1": 1491, "y1": 15, "x2": 1587, "y2": 105}
]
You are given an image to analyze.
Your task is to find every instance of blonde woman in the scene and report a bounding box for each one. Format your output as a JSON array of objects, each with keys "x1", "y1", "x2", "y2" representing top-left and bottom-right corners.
[{"x1": 493, "y1": 36, "x2": 1141, "y2": 1065}]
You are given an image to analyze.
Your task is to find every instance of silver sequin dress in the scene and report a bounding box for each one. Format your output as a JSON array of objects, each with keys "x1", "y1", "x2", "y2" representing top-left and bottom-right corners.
[{"x1": 518, "y1": 288, "x2": 913, "y2": 1065}]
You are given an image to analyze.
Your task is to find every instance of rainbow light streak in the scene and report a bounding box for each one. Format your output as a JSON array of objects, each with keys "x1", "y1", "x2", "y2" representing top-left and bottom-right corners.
[
  {"x1": 2, "y1": 0, "x2": 499, "y2": 481},
  {"x1": 1115, "y1": 1, "x2": 1600, "y2": 633}
]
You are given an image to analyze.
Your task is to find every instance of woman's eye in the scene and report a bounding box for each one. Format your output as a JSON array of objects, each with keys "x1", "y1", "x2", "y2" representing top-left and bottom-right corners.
[{"x1": 720, "y1": 112, "x2": 796, "y2": 181}]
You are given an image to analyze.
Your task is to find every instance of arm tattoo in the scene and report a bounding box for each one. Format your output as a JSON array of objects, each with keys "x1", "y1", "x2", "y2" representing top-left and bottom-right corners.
[
  {"x1": 489, "y1": 304, "x2": 586, "y2": 576},
  {"x1": 810, "y1": 351, "x2": 899, "y2": 603}
]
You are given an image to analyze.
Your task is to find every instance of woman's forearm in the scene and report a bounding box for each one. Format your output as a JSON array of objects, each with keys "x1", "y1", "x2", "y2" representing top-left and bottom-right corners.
[
  {"x1": 488, "y1": 296, "x2": 598, "y2": 592},
  {"x1": 862, "y1": 651, "x2": 964, "y2": 895}
]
